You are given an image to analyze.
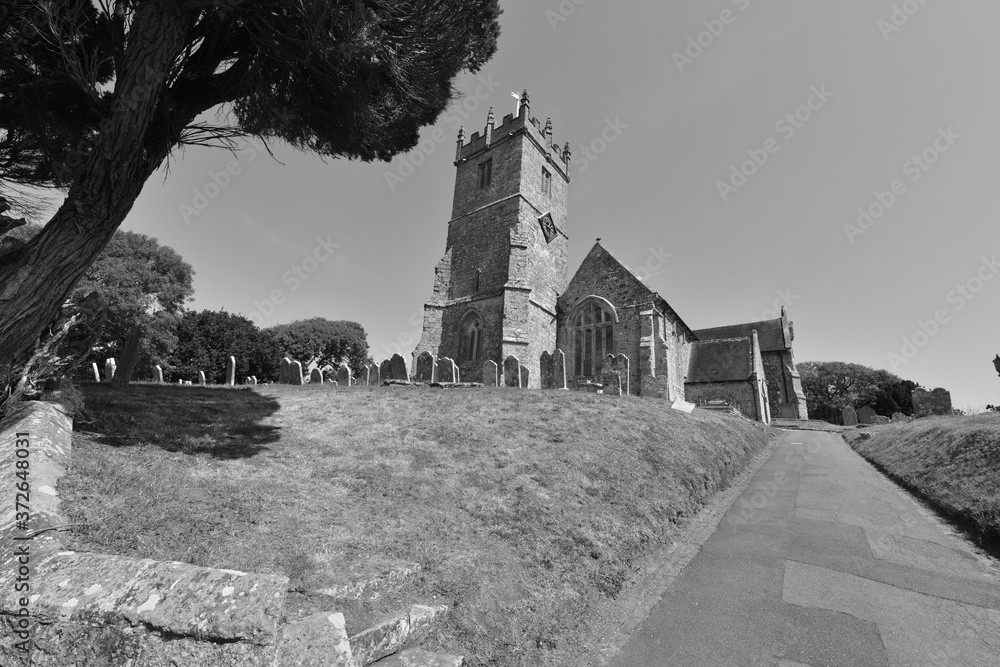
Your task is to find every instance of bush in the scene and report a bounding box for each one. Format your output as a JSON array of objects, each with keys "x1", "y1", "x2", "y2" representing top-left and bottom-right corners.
[{"x1": 167, "y1": 310, "x2": 281, "y2": 383}]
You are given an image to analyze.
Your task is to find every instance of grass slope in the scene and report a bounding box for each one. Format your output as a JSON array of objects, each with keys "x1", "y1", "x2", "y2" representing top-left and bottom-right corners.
[
  {"x1": 847, "y1": 414, "x2": 1000, "y2": 548},
  {"x1": 63, "y1": 384, "x2": 773, "y2": 666}
]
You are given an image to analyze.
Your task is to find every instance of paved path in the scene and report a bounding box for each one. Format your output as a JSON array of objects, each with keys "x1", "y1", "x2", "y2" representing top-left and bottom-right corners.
[{"x1": 609, "y1": 430, "x2": 1000, "y2": 666}]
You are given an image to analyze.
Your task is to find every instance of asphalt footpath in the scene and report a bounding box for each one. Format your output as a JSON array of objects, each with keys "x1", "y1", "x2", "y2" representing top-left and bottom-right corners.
[{"x1": 608, "y1": 429, "x2": 1000, "y2": 667}]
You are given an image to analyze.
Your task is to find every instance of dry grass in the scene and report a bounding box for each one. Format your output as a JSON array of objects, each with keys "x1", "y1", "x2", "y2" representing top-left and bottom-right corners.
[
  {"x1": 63, "y1": 383, "x2": 774, "y2": 666},
  {"x1": 846, "y1": 414, "x2": 1000, "y2": 551}
]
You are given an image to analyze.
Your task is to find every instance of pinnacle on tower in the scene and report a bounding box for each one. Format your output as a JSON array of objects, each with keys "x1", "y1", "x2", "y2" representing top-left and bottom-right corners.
[
  {"x1": 544, "y1": 117, "x2": 552, "y2": 139},
  {"x1": 520, "y1": 89, "x2": 530, "y2": 117},
  {"x1": 487, "y1": 107, "x2": 495, "y2": 126},
  {"x1": 562, "y1": 142, "x2": 572, "y2": 163}
]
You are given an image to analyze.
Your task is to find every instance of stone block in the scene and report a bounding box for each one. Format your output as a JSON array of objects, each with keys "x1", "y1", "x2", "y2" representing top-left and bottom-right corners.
[
  {"x1": 602, "y1": 370, "x2": 622, "y2": 397},
  {"x1": 310, "y1": 368, "x2": 323, "y2": 384},
  {"x1": 416, "y1": 351, "x2": 437, "y2": 383},
  {"x1": 482, "y1": 360, "x2": 499, "y2": 387},
  {"x1": 226, "y1": 356, "x2": 236, "y2": 386},
  {"x1": 275, "y1": 611, "x2": 353, "y2": 667},
  {"x1": 91, "y1": 362, "x2": 101, "y2": 382},
  {"x1": 503, "y1": 356, "x2": 520, "y2": 387},
  {"x1": 842, "y1": 406, "x2": 858, "y2": 426}
]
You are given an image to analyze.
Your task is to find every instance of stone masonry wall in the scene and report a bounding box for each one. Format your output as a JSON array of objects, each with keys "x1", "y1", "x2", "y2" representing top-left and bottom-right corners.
[{"x1": 684, "y1": 381, "x2": 759, "y2": 419}]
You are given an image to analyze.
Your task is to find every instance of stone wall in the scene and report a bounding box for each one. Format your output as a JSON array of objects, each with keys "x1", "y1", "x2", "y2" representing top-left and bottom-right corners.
[{"x1": 684, "y1": 381, "x2": 760, "y2": 419}]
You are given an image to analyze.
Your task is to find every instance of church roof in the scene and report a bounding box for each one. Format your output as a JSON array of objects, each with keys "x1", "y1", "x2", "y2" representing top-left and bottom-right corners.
[
  {"x1": 693, "y1": 318, "x2": 788, "y2": 352},
  {"x1": 686, "y1": 337, "x2": 755, "y2": 383}
]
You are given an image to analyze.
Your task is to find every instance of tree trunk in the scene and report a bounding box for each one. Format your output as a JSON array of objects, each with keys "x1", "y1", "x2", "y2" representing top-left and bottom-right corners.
[
  {"x1": 110, "y1": 323, "x2": 144, "y2": 388},
  {"x1": 0, "y1": 2, "x2": 189, "y2": 380}
]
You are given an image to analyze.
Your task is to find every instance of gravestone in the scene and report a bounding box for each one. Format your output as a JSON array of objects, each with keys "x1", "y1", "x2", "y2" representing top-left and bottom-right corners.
[
  {"x1": 290, "y1": 360, "x2": 304, "y2": 385},
  {"x1": 856, "y1": 406, "x2": 877, "y2": 425},
  {"x1": 874, "y1": 415, "x2": 891, "y2": 425},
  {"x1": 416, "y1": 352, "x2": 436, "y2": 383},
  {"x1": 891, "y1": 411, "x2": 909, "y2": 422},
  {"x1": 911, "y1": 387, "x2": 953, "y2": 416},
  {"x1": 520, "y1": 365, "x2": 530, "y2": 388},
  {"x1": 357, "y1": 365, "x2": 370, "y2": 386},
  {"x1": 503, "y1": 355, "x2": 521, "y2": 387},
  {"x1": 842, "y1": 406, "x2": 858, "y2": 426},
  {"x1": 185, "y1": 380, "x2": 192, "y2": 385},
  {"x1": 390, "y1": 354, "x2": 407, "y2": 381},
  {"x1": 104, "y1": 358, "x2": 117, "y2": 383},
  {"x1": 337, "y1": 363, "x2": 352, "y2": 387},
  {"x1": 310, "y1": 368, "x2": 323, "y2": 384},
  {"x1": 153, "y1": 365, "x2": 163, "y2": 384},
  {"x1": 540, "y1": 351, "x2": 554, "y2": 389},
  {"x1": 177, "y1": 379, "x2": 183, "y2": 385},
  {"x1": 368, "y1": 363, "x2": 379, "y2": 385},
  {"x1": 251, "y1": 376, "x2": 258, "y2": 385},
  {"x1": 602, "y1": 370, "x2": 622, "y2": 397},
  {"x1": 90, "y1": 362, "x2": 100, "y2": 382},
  {"x1": 379, "y1": 359, "x2": 392, "y2": 383},
  {"x1": 225, "y1": 356, "x2": 236, "y2": 386},
  {"x1": 437, "y1": 357, "x2": 457, "y2": 383},
  {"x1": 482, "y1": 360, "x2": 499, "y2": 387},
  {"x1": 615, "y1": 353, "x2": 630, "y2": 396},
  {"x1": 244, "y1": 376, "x2": 252, "y2": 385},
  {"x1": 552, "y1": 349, "x2": 567, "y2": 390},
  {"x1": 281, "y1": 357, "x2": 293, "y2": 384},
  {"x1": 198, "y1": 371, "x2": 206, "y2": 386}
]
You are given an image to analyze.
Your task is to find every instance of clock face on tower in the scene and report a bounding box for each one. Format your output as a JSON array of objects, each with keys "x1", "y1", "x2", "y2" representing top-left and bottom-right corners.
[{"x1": 539, "y1": 212, "x2": 558, "y2": 243}]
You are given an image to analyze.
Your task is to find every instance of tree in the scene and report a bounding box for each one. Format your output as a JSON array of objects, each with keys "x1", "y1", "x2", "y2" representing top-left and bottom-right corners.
[
  {"x1": 269, "y1": 317, "x2": 368, "y2": 374},
  {"x1": 169, "y1": 310, "x2": 280, "y2": 383},
  {"x1": 799, "y1": 361, "x2": 918, "y2": 423},
  {"x1": 0, "y1": 0, "x2": 501, "y2": 385}
]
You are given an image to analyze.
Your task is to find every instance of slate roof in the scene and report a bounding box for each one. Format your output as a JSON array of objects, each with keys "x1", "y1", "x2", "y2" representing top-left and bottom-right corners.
[
  {"x1": 686, "y1": 337, "x2": 754, "y2": 383},
  {"x1": 693, "y1": 318, "x2": 788, "y2": 352}
]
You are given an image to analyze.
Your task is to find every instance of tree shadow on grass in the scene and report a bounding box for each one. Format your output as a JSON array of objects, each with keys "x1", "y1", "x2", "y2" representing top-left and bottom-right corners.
[{"x1": 77, "y1": 384, "x2": 281, "y2": 459}]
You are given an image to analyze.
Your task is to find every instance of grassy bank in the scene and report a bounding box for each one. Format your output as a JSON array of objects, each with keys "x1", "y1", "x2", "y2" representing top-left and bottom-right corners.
[
  {"x1": 63, "y1": 383, "x2": 773, "y2": 666},
  {"x1": 846, "y1": 413, "x2": 1000, "y2": 549}
]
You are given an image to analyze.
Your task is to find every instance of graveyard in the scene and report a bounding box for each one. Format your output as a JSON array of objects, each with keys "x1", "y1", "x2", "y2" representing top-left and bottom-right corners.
[{"x1": 58, "y1": 380, "x2": 773, "y2": 665}]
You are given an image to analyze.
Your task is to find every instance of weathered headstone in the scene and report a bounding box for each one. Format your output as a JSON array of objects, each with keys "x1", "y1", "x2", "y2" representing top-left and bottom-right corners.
[
  {"x1": 856, "y1": 406, "x2": 877, "y2": 425},
  {"x1": 368, "y1": 364, "x2": 379, "y2": 385},
  {"x1": 552, "y1": 349, "x2": 567, "y2": 390},
  {"x1": 874, "y1": 415, "x2": 891, "y2": 425},
  {"x1": 379, "y1": 359, "x2": 392, "y2": 383},
  {"x1": 280, "y1": 357, "x2": 292, "y2": 384},
  {"x1": 310, "y1": 368, "x2": 323, "y2": 384},
  {"x1": 184, "y1": 380, "x2": 193, "y2": 385},
  {"x1": 891, "y1": 411, "x2": 909, "y2": 423},
  {"x1": 602, "y1": 370, "x2": 622, "y2": 397},
  {"x1": 153, "y1": 365, "x2": 163, "y2": 384},
  {"x1": 290, "y1": 360, "x2": 304, "y2": 385},
  {"x1": 251, "y1": 376, "x2": 258, "y2": 385},
  {"x1": 482, "y1": 360, "x2": 499, "y2": 387},
  {"x1": 177, "y1": 378, "x2": 183, "y2": 385},
  {"x1": 104, "y1": 358, "x2": 116, "y2": 383},
  {"x1": 225, "y1": 356, "x2": 236, "y2": 386},
  {"x1": 198, "y1": 371, "x2": 206, "y2": 386},
  {"x1": 540, "y1": 351, "x2": 553, "y2": 389},
  {"x1": 503, "y1": 355, "x2": 521, "y2": 387},
  {"x1": 614, "y1": 353, "x2": 630, "y2": 396},
  {"x1": 519, "y1": 365, "x2": 530, "y2": 388},
  {"x1": 357, "y1": 365, "x2": 370, "y2": 386},
  {"x1": 337, "y1": 363, "x2": 352, "y2": 387},
  {"x1": 416, "y1": 351, "x2": 437, "y2": 383},
  {"x1": 842, "y1": 406, "x2": 858, "y2": 426},
  {"x1": 437, "y1": 357, "x2": 457, "y2": 383},
  {"x1": 911, "y1": 387, "x2": 953, "y2": 416},
  {"x1": 244, "y1": 376, "x2": 252, "y2": 385},
  {"x1": 90, "y1": 362, "x2": 101, "y2": 382},
  {"x1": 390, "y1": 354, "x2": 407, "y2": 381}
]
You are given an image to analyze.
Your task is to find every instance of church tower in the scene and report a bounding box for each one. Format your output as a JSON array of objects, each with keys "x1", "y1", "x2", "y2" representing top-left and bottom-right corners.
[{"x1": 413, "y1": 91, "x2": 572, "y2": 386}]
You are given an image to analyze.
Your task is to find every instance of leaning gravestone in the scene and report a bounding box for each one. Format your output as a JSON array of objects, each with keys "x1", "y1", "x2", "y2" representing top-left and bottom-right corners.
[
  {"x1": 842, "y1": 406, "x2": 858, "y2": 426},
  {"x1": 856, "y1": 406, "x2": 877, "y2": 425},
  {"x1": 389, "y1": 354, "x2": 407, "y2": 381},
  {"x1": 379, "y1": 359, "x2": 392, "y2": 383},
  {"x1": 310, "y1": 368, "x2": 323, "y2": 384},
  {"x1": 153, "y1": 365, "x2": 163, "y2": 384},
  {"x1": 602, "y1": 370, "x2": 622, "y2": 397},
  {"x1": 104, "y1": 358, "x2": 117, "y2": 383},
  {"x1": 503, "y1": 355, "x2": 521, "y2": 387},
  {"x1": 337, "y1": 363, "x2": 352, "y2": 387},
  {"x1": 416, "y1": 351, "x2": 436, "y2": 383},
  {"x1": 437, "y1": 357, "x2": 457, "y2": 383},
  {"x1": 198, "y1": 371, "x2": 206, "y2": 386},
  {"x1": 553, "y1": 349, "x2": 567, "y2": 389},
  {"x1": 290, "y1": 360, "x2": 304, "y2": 385},
  {"x1": 615, "y1": 353, "x2": 630, "y2": 396},
  {"x1": 482, "y1": 360, "x2": 499, "y2": 387},
  {"x1": 225, "y1": 356, "x2": 236, "y2": 386},
  {"x1": 91, "y1": 363, "x2": 101, "y2": 382},
  {"x1": 540, "y1": 351, "x2": 554, "y2": 389},
  {"x1": 520, "y1": 365, "x2": 530, "y2": 388}
]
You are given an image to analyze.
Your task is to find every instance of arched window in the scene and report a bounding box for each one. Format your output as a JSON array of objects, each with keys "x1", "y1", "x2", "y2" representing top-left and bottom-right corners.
[
  {"x1": 572, "y1": 301, "x2": 615, "y2": 378},
  {"x1": 461, "y1": 315, "x2": 483, "y2": 363},
  {"x1": 474, "y1": 269, "x2": 481, "y2": 293}
]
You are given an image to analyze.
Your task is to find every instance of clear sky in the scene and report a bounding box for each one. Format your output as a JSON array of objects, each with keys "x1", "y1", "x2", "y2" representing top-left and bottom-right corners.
[{"x1": 111, "y1": 0, "x2": 999, "y2": 409}]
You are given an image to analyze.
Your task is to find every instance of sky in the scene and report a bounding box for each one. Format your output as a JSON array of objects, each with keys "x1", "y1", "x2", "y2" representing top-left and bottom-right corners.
[{"x1": 91, "y1": 0, "x2": 1000, "y2": 409}]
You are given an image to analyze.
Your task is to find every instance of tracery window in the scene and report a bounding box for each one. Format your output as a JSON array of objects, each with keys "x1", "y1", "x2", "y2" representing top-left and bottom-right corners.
[
  {"x1": 572, "y1": 301, "x2": 615, "y2": 378},
  {"x1": 462, "y1": 316, "x2": 483, "y2": 363}
]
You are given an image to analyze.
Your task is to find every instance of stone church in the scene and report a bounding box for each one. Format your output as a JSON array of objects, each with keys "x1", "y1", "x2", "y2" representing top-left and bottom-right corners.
[{"x1": 412, "y1": 93, "x2": 808, "y2": 423}]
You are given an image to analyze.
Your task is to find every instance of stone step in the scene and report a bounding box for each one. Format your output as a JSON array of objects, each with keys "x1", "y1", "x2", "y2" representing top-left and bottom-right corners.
[
  {"x1": 349, "y1": 603, "x2": 449, "y2": 666},
  {"x1": 371, "y1": 648, "x2": 464, "y2": 666}
]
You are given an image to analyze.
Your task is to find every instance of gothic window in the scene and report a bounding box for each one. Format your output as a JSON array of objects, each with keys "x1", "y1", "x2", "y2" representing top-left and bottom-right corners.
[
  {"x1": 542, "y1": 167, "x2": 552, "y2": 197},
  {"x1": 478, "y1": 159, "x2": 492, "y2": 188},
  {"x1": 461, "y1": 315, "x2": 483, "y2": 363},
  {"x1": 474, "y1": 269, "x2": 481, "y2": 293},
  {"x1": 572, "y1": 301, "x2": 615, "y2": 378}
]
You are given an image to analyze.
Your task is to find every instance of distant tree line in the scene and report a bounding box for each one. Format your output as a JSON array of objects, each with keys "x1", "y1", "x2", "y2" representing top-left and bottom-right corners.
[{"x1": 798, "y1": 361, "x2": 919, "y2": 423}]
